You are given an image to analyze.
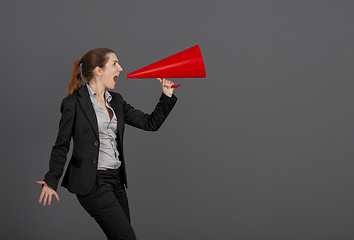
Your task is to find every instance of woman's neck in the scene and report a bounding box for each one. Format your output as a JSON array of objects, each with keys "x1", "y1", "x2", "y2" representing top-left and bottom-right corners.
[{"x1": 88, "y1": 80, "x2": 105, "y2": 101}]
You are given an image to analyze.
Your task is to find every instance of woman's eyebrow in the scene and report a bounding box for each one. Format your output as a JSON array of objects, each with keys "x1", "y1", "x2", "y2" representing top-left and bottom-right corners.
[{"x1": 113, "y1": 60, "x2": 118, "y2": 63}]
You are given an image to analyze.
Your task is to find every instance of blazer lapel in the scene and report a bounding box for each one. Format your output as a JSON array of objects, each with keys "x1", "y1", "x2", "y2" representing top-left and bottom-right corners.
[
  {"x1": 108, "y1": 92, "x2": 124, "y2": 143},
  {"x1": 77, "y1": 85, "x2": 99, "y2": 139}
]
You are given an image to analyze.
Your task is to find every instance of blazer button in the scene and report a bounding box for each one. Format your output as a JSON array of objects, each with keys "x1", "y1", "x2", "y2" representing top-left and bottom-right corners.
[
  {"x1": 92, "y1": 158, "x2": 97, "y2": 164},
  {"x1": 94, "y1": 140, "x2": 99, "y2": 146}
]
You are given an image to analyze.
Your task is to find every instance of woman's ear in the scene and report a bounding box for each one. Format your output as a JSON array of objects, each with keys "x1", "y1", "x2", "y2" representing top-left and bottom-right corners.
[{"x1": 94, "y1": 66, "x2": 102, "y2": 77}]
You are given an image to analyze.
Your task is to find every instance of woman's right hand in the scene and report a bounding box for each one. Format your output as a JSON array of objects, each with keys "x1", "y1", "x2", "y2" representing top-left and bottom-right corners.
[{"x1": 36, "y1": 181, "x2": 60, "y2": 206}]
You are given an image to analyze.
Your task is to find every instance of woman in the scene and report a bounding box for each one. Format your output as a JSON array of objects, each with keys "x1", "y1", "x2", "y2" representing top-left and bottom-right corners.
[{"x1": 36, "y1": 48, "x2": 178, "y2": 240}]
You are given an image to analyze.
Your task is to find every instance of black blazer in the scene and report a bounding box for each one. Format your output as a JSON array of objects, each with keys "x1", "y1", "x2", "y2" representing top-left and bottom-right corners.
[{"x1": 43, "y1": 84, "x2": 178, "y2": 195}]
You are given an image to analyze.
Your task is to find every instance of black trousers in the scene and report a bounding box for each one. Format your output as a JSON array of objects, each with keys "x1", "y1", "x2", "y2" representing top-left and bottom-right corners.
[{"x1": 76, "y1": 168, "x2": 137, "y2": 240}]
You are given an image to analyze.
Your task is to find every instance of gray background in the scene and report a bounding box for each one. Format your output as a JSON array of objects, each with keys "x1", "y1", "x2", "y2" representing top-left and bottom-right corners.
[{"x1": 1, "y1": 0, "x2": 354, "y2": 239}]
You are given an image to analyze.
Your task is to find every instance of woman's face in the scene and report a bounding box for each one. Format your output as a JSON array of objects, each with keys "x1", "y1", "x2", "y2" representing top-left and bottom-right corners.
[{"x1": 99, "y1": 52, "x2": 123, "y2": 89}]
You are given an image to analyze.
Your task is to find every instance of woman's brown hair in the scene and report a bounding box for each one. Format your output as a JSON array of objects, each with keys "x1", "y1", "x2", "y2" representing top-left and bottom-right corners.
[{"x1": 66, "y1": 48, "x2": 115, "y2": 96}]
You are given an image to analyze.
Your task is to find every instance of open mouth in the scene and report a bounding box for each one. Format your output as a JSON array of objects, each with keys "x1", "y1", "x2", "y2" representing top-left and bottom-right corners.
[{"x1": 113, "y1": 74, "x2": 120, "y2": 83}]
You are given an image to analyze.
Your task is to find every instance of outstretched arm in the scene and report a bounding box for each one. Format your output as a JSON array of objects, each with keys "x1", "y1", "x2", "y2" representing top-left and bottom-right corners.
[
  {"x1": 43, "y1": 97, "x2": 75, "y2": 192},
  {"x1": 123, "y1": 78, "x2": 178, "y2": 131}
]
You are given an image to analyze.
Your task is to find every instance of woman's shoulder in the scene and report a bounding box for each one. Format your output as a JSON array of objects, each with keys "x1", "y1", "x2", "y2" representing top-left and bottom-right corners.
[
  {"x1": 61, "y1": 91, "x2": 78, "y2": 107},
  {"x1": 65, "y1": 91, "x2": 78, "y2": 100},
  {"x1": 108, "y1": 90, "x2": 124, "y2": 101}
]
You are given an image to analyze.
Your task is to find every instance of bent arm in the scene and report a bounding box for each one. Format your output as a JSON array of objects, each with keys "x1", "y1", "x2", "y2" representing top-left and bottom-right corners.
[
  {"x1": 43, "y1": 98, "x2": 75, "y2": 191},
  {"x1": 123, "y1": 92, "x2": 178, "y2": 131}
]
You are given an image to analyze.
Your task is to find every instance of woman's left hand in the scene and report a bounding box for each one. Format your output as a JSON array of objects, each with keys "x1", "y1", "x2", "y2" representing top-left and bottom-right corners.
[{"x1": 157, "y1": 78, "x2": 174, "y2": 97}]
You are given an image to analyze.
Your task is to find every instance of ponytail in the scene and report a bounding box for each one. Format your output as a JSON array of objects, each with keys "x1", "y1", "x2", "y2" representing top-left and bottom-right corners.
[
  {"x1": 66, "y1": 48, "x2": 115, "y2": 96},
  {"x1": 66, "y1": 59, "x2": 83, "y2": 96}
]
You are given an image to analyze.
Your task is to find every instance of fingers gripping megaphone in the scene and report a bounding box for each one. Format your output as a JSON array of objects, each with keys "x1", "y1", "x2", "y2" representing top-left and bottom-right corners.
[{"x1": 126, "y1": 45, "x2": 206, "y2": 88}]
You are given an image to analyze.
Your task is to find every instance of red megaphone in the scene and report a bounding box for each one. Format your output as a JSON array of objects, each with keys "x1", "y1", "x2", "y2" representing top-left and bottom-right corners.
[{"x1": 126, "y1": 45, "x2": 206, "y2": 88}]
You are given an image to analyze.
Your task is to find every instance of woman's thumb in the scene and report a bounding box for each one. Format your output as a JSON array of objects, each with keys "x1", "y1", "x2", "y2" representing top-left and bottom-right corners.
[{"x1": 36, "y1": 181, "x2": 46, "y2": 185}]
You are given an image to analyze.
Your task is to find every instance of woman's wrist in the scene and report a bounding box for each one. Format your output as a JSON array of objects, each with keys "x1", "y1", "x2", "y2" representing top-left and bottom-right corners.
[{"x1": 163, "y1": 91, "x2": 172, "y2": 98}]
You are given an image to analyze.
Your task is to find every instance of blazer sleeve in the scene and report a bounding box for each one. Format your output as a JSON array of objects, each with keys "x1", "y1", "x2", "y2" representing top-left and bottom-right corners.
[
  {"x1": 43, "y1": 97, "x2": 75, "y2": 191},
  {"x1": 123, "y1": 92, "x2": 178, "y2": 131}
]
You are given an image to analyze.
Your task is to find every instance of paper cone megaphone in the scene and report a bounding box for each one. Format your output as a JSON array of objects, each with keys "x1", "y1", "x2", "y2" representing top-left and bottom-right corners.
[{"x1": 126, "y1": 45, "x2": 206, "y2": 88}]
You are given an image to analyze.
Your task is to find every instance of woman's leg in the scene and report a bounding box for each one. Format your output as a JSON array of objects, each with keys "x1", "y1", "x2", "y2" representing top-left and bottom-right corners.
[
  {"x1": 76, "y1": 171, "x2": 137, "y2": 240},
  {"x1": 114, "y1": 180, "x2": 132, "y2": 223}
]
